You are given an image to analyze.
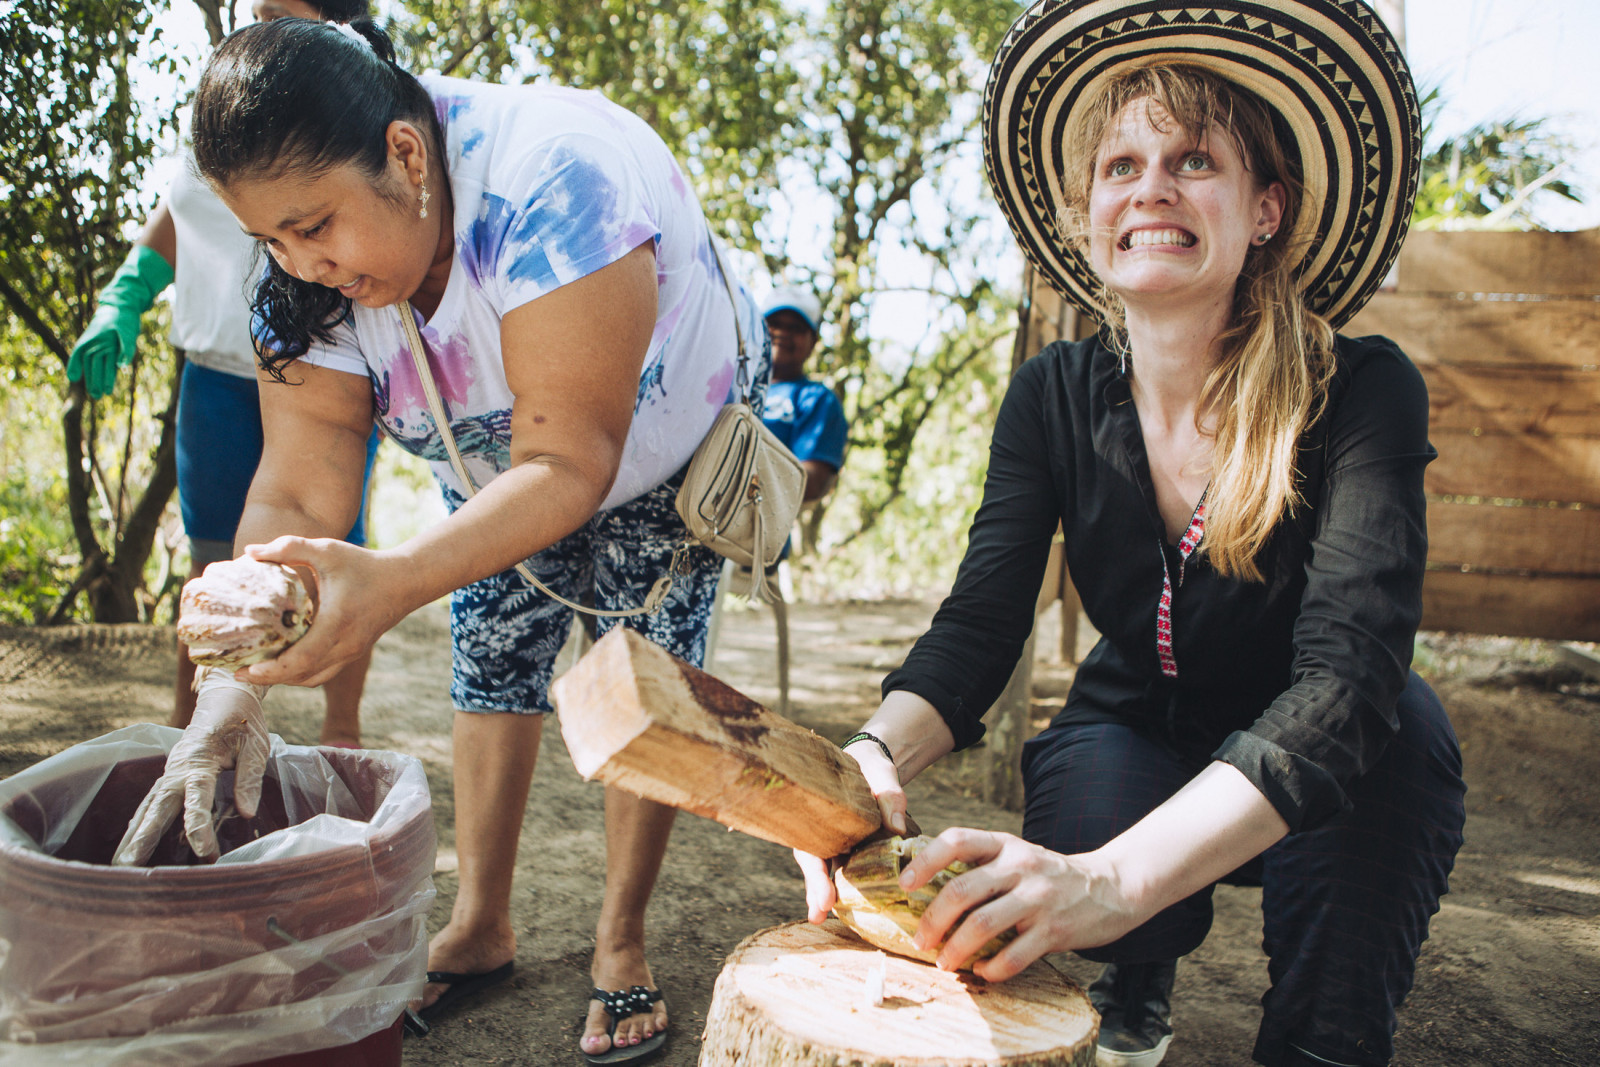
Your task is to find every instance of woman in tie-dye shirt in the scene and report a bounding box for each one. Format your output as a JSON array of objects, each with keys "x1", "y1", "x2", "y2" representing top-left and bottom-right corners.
[{"x1": 177, "y1": 17, "x2": 765, "y2": 1059}]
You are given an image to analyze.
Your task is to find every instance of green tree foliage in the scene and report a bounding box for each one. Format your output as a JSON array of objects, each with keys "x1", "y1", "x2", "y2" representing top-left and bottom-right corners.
[
  {"x1": 1412, "y1": 87, "x2": 1584, "y2": 229},
  {"x1": 0, "y1": 0, "x2": 1031, "y2": 623},
  {"x1": 1, "y1": 320, "x2": 78, "y2": 624},
  {"x1": 0, "y1": 0, "x2": 184, "y2": 623},
  {"x1": 396, "y1": 0, "x2": 1022, "y2": 593},
  {"x1": 806, "y1": 338, "x2": 1008, "y2": 597},
  {"x1": 395, "y1": 0, "x2": 799, "y2": 247},
  {"x1": 779, "y1": 0, "x2": 1022, "y2": 579}
]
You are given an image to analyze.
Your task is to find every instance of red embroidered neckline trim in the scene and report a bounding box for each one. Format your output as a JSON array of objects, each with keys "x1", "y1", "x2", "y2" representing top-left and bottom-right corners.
[{"x1": 1156, "y1": 498, "x2": 1207, "y2": 678}]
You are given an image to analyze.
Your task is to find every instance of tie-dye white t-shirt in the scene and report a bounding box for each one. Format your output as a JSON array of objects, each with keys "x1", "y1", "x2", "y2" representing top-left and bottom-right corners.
[{"x1": 297, "y1": 75, "x2": 760, "y2": 510}]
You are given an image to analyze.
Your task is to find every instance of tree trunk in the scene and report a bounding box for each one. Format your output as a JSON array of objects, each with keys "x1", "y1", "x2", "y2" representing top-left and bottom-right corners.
[
  {"x1": 55, "y1": 366, "x2": 182, "y2": 625},
  {"x1": 983, "y1": 630, "x2": 1036, "y2": 812},
  {"x1": 190, "y1": 0, "x2": 229, "y2": 46},
  {"x1": 700, "y1": 920, "x2": 1097, "y2": 1066},
  {"x1": 113, "y1": 362, "x2": 183, "y2": 610},
  {"x1": 981, "y1": 269, "x2": 1093, "y2": 809}
]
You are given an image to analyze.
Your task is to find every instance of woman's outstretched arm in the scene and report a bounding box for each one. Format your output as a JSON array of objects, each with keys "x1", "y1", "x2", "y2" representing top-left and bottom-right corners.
[
  {"x1": 239, "y1": 241, "x2": 657, "y2": 688},
  {"x1": 907, "y1": 760, "x2": 1288, "y2": 982},
  {"x1": 797, "y1": 689, "x2": 957, "y2": 922}
]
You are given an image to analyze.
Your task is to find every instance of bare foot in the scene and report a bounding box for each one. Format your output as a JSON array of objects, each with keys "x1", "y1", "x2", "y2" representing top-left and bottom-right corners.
[
  {"x1": 581, "y1": 943, "x2": 667, "y2": 1057},
  {"x1": 424, "y1": 921, "x2": 516, "y2": 1010}
]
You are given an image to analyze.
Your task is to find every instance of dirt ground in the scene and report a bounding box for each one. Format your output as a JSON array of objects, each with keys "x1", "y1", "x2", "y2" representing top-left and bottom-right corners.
[{"x1": 1, "y1": 597, "x2": 1597, "y2": 1066}]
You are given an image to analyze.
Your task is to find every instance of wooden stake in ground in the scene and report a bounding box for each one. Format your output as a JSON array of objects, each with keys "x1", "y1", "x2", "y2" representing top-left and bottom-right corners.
[
  {"x1": 700, "y1": 920, "x2": 1097, "y2": 1067},
  {"x1": 551, "y1": 628, "x2": 879, "y2": 858}
]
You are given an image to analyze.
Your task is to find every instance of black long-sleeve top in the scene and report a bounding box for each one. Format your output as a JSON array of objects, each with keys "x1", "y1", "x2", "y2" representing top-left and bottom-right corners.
[{"x1": 883, "y1": 333, "x2": 1434, "y2": 833}]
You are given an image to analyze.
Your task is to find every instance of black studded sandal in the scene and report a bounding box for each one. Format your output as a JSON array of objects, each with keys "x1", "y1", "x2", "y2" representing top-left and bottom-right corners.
[{"x1": 583, "y1": 984, "x2": 666, "y2": 1065}]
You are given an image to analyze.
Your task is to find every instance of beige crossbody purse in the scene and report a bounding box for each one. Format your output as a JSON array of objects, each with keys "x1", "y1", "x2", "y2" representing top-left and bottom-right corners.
[
  {"x1": 673, "y1": 243, "x2": 805, "y2": 601},
  {"x1": 395, "y1": 240, "x2": 803, "y2": 617}
]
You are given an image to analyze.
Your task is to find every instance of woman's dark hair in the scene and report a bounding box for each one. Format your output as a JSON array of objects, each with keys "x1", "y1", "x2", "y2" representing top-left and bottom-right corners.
[
  {"x1": 310, "y1": 0, "x2": 371, "y2": 20},
  {"x1": 192, "y1": 17, "x2": 442, "y2": 377}
]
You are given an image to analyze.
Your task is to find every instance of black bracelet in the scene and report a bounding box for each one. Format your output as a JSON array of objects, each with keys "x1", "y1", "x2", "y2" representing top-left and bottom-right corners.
[{"x1": 843, "y1": 731, "x2": 893, "y2": 764}]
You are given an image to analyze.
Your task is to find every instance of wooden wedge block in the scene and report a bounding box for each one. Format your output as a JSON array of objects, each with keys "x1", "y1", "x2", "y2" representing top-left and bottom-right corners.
[{"x1": 552, "y1": 628, "x2": 880, "y2": 857}]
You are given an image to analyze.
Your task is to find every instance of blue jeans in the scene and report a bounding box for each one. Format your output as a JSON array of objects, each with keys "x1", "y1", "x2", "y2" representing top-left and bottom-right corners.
[
  {"x1": 176, "y1": 361, "x2": 380, "y2": 551},
  {"x1": 1021, "y1": 672, "x2": 1466, "y2": 1066}
]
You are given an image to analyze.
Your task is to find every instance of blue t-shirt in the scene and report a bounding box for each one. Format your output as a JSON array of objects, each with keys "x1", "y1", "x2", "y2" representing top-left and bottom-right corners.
[{"x1": 763, "y1": 378, "x2": 847, "y2": 470}]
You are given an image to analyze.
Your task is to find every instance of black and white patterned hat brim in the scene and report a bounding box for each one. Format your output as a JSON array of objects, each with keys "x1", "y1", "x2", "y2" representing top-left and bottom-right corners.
[{"x1": 984, "y1": 0, "x2": 1420, "y2": 328}]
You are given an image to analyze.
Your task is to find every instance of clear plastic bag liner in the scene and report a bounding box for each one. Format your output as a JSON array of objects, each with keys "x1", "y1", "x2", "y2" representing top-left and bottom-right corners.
[{"x1": 0, "y1": 724, "x2": 436, "y2": 1066}]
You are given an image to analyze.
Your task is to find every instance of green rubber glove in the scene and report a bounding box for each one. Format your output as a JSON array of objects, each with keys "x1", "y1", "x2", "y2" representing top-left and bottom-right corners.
[{"x1": 67, "y1": 243, "x2": 175, "y2": 398}]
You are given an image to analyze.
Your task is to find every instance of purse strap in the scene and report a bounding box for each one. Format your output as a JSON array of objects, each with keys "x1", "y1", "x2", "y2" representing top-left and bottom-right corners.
[
  {"x1": 395, "y1": 301, "x2": 678, "y2": 618},
  {"x1": 393, "y1": 232, "x2": 761, "y2": 617},
  {"x1": 714, "y1": 237, "x2": 752, "y2": 405}
]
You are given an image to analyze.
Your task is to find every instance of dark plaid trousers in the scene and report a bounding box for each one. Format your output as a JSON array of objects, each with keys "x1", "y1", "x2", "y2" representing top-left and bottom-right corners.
[{"x1": 1020, "y1": 672, "x2": 1466, "y2": 1067}]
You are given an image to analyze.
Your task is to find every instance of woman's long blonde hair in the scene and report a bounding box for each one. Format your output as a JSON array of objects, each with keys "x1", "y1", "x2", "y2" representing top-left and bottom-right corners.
[{"x1": 1058, "y1": 64, "x2": 1336, "y2": 582}]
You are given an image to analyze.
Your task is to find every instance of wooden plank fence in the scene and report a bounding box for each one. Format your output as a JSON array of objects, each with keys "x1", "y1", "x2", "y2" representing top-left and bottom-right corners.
[{"x1": 1344, "y1": 228, "x2": 1600, "y2": 641}]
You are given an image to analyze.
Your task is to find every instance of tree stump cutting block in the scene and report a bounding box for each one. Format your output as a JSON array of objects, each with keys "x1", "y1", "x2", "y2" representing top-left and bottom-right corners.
[
  {"x1": 552, "y1": 628, "x2": 880, "y2": 858},
  {"x1": 700, "y1": 920, "x2": 1097, "y2": 1067}
]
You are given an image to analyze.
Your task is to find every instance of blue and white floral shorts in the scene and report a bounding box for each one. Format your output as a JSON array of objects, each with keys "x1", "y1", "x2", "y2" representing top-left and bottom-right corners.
[{"x1": 445, "y1": 469, "x2": 725, "y2": 713}]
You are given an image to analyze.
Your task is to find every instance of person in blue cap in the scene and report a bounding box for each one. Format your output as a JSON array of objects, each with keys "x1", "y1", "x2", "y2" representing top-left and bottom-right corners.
[{"x1": 760, "y1": 287, "x2": 848, "y2": 505}]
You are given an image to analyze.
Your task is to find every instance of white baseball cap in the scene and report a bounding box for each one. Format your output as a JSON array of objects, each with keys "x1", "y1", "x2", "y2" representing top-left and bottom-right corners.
[{"x1": 762, "y1": 287, "x2": 822, "y2": 334}]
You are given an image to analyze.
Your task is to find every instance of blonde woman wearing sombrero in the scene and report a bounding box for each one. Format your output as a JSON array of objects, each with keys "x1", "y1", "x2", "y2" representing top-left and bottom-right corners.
[{"x1": 797, "y1": 2, "x2": 1465, "y2": 1066}]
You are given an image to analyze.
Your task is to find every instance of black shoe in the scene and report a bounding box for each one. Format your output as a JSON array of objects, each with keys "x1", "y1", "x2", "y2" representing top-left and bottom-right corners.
[{"x1": 1089, "y1": 960, "x2": 1176, "y2": 1067}]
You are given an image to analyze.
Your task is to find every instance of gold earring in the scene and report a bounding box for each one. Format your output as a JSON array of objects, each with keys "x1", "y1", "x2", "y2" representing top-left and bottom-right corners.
[{"x1": 419, "y1": 179, "x2": 430, "y2": 220}]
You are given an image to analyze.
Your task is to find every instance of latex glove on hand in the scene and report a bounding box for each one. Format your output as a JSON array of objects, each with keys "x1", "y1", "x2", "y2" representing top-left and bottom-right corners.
[
  {"x1": 233, "y1": 537, "x2": 407, "y2": 690},
  {"x1": 67, "y1": 244, "x2": 174, "y2": 399},
  {"x1": 113, "y1": 669, "x2": 271, "y2": 866}
]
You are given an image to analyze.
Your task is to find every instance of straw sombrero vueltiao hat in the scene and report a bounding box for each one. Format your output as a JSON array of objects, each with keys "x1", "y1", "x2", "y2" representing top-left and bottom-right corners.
[{"x1": 984, "y1": 0, "x2": 1420, "y2": 329}]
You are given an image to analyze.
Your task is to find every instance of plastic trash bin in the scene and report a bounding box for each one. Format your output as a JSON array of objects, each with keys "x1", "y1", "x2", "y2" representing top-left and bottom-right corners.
[{"x1": 0, "y1": 724, "x2": 435, "y2": 1066}]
